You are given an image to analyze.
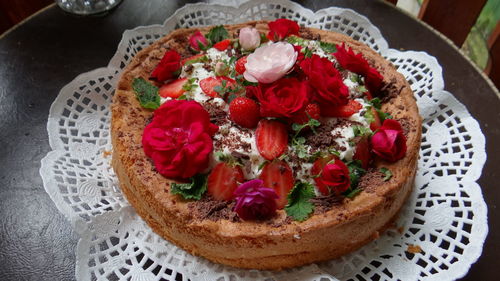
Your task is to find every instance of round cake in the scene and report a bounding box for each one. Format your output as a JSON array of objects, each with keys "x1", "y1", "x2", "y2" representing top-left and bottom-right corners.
[{"x1": 111, "y1": 20, "x2": 422, "y2": 270}]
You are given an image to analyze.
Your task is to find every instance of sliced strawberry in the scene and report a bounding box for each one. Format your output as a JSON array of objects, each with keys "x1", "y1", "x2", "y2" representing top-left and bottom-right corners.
[
  {"x1": 311, "y1": 154, "x2": 336, "y2": 195},
  {"x1": 158, "y1": 78, "x2": 187, "y2": 98},
  {"x1": 199, "y1": 76, "x2": 236, "y2": 98},
  {"x1": 322, "y1": 99, "x2": 363, "y2": 117},
  {"x1": 229, "y1": 97, "x2": 260, "y2": 128},
  {"x1": 353, "y1": 136, "x2": 371, "y2": 169},
  {"x1": 207, "y1": 162, "x2": 245, "y2": 201},
  {"x1": 255, "y1": 119, "x2": 288, "y2": 160},
  {"x1": 259, "y1": 160, "x2": 294, "y2": 209},
  {"x1": 291, "y1": 103, "x2": 321, "y2": 125},
  {"x1": 180, "y1": 54, "x2": 205, "y2": 66},
  {"x1": 369, "y1": 107, "x2": 382, "y2": 131},
  {"x1": 213, "y1": 39, "x2": 231, "y2": 51},
  {"x1": 235, "y1": 56, "x2": 247, "y2": 75}
]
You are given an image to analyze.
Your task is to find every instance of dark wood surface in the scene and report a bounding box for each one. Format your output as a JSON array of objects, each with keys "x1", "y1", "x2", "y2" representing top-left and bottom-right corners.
[{"x1": 0, "y1": 1, "x2": 498, "y2": 280}]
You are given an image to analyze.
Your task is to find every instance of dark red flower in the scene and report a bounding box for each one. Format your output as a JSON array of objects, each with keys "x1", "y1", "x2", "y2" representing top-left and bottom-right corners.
[
  {"x1": 300, "y1": 54, "x2": 349, "y2": 108},
  {"x1": 188, "y1": 30, "x2": 209, "y2": 51},
  {"x1": 233, "y1": 179, "x2": 278, "y2": 220},
  {"x1": 371, "y1": 119, "x2": 407, "y2": 162},
  {"x1": 320, "y1": 159, "x2": 350, "y2": 194},
  {"x1": 334, "y1": 43, "x2": 384, "y2": 95},
  {"x1": 150, "y1": 50, "x2": 181, "y2": 82},
  {"x1": 142, "y1": 100, "x2": 218, "y2": 179},
  {"x1": 267, "y1": 18, "x2": 300, "y2": 41},
  {"x1": 252, "y1": 77, "x2": 310, "y2": 119}
]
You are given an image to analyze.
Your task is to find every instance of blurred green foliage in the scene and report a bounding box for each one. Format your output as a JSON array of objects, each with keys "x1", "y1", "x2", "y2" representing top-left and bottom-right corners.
[{"x1": 462, "y1": 0, "x2": 500, "y2": 69}]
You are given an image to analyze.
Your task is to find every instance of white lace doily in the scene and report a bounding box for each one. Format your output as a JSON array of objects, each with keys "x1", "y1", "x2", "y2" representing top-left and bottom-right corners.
[{"x1": 40, "y1": 1, "x2": 488, "y2": 280}]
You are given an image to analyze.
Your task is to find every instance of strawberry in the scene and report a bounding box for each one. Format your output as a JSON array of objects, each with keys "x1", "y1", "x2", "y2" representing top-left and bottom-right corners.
[
  {"x1": 207, "y1": 162, "x2": 245, "y2": 201},
  {"x1": 353, "y1": 136, "x2": 371, "y2": 169},
  {"x1": 229, "y1": 97, "x2": 260, "y2": 128},
  {"x1": 291, "y1": 103, "x2": 321, "y2": 124},
  {"x1": 158, "y1": 78, "x2": 187, "y2": 98},
  {"x1": 235, "y1": 56, "x2": 247, "y2": 75},
  {"x1": 199, "y1": 76, "x2": 236, "y2": 98},
  {"x1": 310, "y1": 154, "x2": 336, "y2": 195},
  {"x1": 213, "y1": 39, "x2": 231, "y2": 51},
  {"x1": 259, "y1": 160, "x2": 294, "y2": 209},
  {"x1": 181, "y1": 54, "x2": 205, "y2": 66},
  {"x1": 255, "y1": 119, "x2": 288, "y2": 160},
  {"x1": 322, "y1": 99, "x2": 362, "y2": 117},
  {"x1": 369, "y1": 107, "x2": 382, "y2": 131}
]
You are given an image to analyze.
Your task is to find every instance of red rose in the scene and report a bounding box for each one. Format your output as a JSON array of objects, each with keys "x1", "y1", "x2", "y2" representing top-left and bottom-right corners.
[
  {"x1": 252, "y1": 77, "x2": 310, "y2": 118},
  {"x1": 300, "y1": 54, "x2": 349, "y2": 108},
  {"x1": 150, "y1": 50, "x2": 181, "y2": 82},
  {"x1": 142, "y1": 100, "x2": 218, "y2": 179},
  {"x1": 334, "y1": 43, "x2": 384, "y2": 95},
  {"x1": 321, "y1": 159, "x2": 350, "y2": 194},
  {"x1": 267, "y1": 18, "x2": 300, "y2": 41},
  {"x1": 189, "y1": 30, "x2": 209, "y2": 51},
  {"x1": 371, "y1": 119, "x2": 407, "y2": 162}
]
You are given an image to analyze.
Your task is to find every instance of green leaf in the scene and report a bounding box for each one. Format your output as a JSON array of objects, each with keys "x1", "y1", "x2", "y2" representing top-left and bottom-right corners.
[
  {"x1": 350, "y1": 73, "x2": 362, "y2": 84},
  {"x1": 206, "y1": 25, "x2": 229, "y2": 44},
  {"x1": 170, "y1": 174, "x2": 207, "y2": 200},
  {"x1": 319, "y1": 41, "x2": 337, "y2": 53},
  {"x1": 364, "y1": 105, "x2": 376, "y2": 124},
  {"x1": 344, "y1": 188, "x2": 362, "y2": 199},
  {"x1": 347, "y1": 160, "x2": 366, "y2": 190},
  {"x1": 286, "y1": 35, "x2": 308, "y2": 46},
  {"x1": 132, "y1": 78, "x2": 160, "y2": 110},
  {"x1": 177, "y1": 94, "x2": 188, "y2": 100},
  {"x1": 380, "y1": 167, "x2": 393, "y2": 181},
  {"x1": 352, "y1": 125, "x2": 372, "y2": 137},
  {"x1": 285, "y1": 181, "x2": 315, "y2": 221},
  {"x1": 182, "y1": 78, "x2": 198, "y2": 92},
  {"x1": 303, "y1": 47, "x2": 313, "y2": 58},
  {"x1": 378, "y1": 111, "x2": 393, "y2": 122},
  {"x1": 368, "y1": 97, "x2": 382, "y2": 109},
  {"x1": 184, "y1": 55, "x2": 208, "y2": 66}
]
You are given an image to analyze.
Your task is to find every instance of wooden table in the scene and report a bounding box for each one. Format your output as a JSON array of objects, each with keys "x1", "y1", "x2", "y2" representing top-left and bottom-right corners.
[{"x1": 0, "y1": 1, "x2": 498, "y2": 280}]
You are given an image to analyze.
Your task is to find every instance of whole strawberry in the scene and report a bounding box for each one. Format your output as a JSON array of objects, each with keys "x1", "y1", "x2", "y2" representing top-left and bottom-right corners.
[{"x1": 229, "y1": 97, "x2": 260, "y2": 128}]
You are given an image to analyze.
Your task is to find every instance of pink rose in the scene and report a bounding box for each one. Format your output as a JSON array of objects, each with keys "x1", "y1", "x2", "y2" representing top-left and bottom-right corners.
[
  {"x1": 142, "y1": 100, "x2": 218, "y2": 179},
  {"x1": 243, "y1": 42, "x2": 297, "y2": 84},
  {"x1": 371, "y1": 119, "x2": 407, "y2": 162},
  {"x1": 239, "y1": 27, "x2": 261, "y2": 51},
  {"x1": 189, "y1": 30, "x2": 209, "y2": 51}
]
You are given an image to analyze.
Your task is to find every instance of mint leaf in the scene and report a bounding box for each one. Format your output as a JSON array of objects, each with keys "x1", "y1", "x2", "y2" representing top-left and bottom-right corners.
[
  {"x1": 380, "y1": 167, "x2": 393, "y2": 181},
  {"x1": 368, "y1": 97, "x2": 382, "y2": 109},
  {"x1": 319, "y1": 41, "x2": 337, "y2": 53},
  {"x1": 171, "y1": 174, "x2": 207, "y2": 200},
  {"x1": 347, "y1": 160, "x2": 366, "y2": 190},
  {"x1": 344, "y1": 188, "x2": 362, "y2": 199},
  {"x1": 352, "y1": 125, "x2": 372, "y2": 137},
  {"x1": 132, "y1": 78, "x2": 160, "y2": 110},
  {"x1": 364, "y1": 105, "x2": 376, "y2": 124},
  {"x1": 286, "y1": 35, "x2": 308, "y2": 46},
  {"x1": 291, "y1": 118, "x2": 320, "y2": 139},
  {"x1": 303, "y1": 47, "x2": 313, "y2": 58},
  {"x1": 350, "y1": 73, "x2": 362, "y2": 84},
  {"x1": 184, "y1": 55, "x2": 208, "y2": 66},
  {"x1": 206, "y1": 25, "x2": 229, "y2": 44},
  {"x1": 378, "y1": 111, "x2": 392, "y2": 122},
  {"x1": 182, "y1": 78, "x2": 198, "y2": 92},
  {"x1": 285, "y1": 181, "x2": 315, "y2": 221}
]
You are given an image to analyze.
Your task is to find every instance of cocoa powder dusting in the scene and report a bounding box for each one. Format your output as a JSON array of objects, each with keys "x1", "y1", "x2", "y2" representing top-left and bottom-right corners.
[
  {"x1": 311, "y1": 195, "x2": 343, "y2": 214},
  {"x1": 358, "y1": 169, "x2": 386, "y2": 193},
  {"x1": 188, "y1": 195, "x2": 239, "y2": 222}
]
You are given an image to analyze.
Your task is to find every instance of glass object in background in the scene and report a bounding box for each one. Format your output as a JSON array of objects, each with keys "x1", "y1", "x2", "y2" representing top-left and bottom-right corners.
[{"x1": 56, "y1": 0, "x2": 122, "y2": 15}]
